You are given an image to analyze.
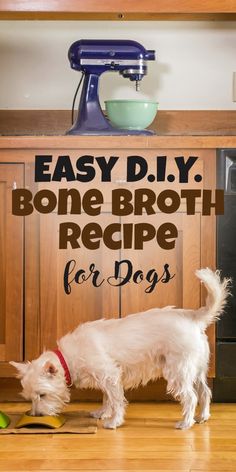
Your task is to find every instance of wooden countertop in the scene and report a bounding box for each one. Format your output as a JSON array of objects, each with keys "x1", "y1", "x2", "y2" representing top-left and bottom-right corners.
[
  {"x1": 1, "y1": 135, "x2": 236, "y2": 150},
  {"x1": 1, "y1": 110, "x2": 236, "y2": 149}
]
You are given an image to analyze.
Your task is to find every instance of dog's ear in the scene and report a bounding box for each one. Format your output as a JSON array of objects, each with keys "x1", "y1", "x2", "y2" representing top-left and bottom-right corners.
[
  {"x1": 43, "y1": 361, "x2": 58, "y2": 377},
  {"x1": 9, "y1": 361, "x2": 29, "y2": 378}
]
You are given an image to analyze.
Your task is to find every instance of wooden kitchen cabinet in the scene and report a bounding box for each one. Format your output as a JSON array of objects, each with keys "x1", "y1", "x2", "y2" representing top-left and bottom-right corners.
[
  {"x1": 121, "y1": 212, "x2": 201, "y2": 315},
  {"x1": 0, "y1": 143, "x2": 217, "y2": 386},
  {"x1": 26, "y1": 147, "x2": 216, "y2": 375},
  {"x1": 0, "y1": 164, "x2": 24, "y2": 364},
  {"x1": 39, "y1": 212, "x2": 120, "y2": 351}
]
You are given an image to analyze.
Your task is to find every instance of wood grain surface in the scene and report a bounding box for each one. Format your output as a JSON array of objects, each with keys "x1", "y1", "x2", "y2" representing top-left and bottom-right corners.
[
  {"x1": 0, "y1": 401, "x2": 235, "y2": 471},
  {"x1": 1, "y1": 110, "x2": 236, "y2": 137},
  {"x1": 0, "y1": 164, "x2": 24, "y2": 362},
  {"x1": 0, "y1": 0, "x2": 236, "y2": 20}
]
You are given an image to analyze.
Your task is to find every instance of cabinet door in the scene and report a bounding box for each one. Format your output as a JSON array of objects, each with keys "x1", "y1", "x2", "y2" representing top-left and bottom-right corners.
[
  {"x1": 120, "y1": 212, "x2": 201, "y2": 315},
  {"x1": 0, "y1": 164, "x2": 24, "y2": 361},
  {"x1": 39, "y1": 212, "x2": 120, "y2": 350}
]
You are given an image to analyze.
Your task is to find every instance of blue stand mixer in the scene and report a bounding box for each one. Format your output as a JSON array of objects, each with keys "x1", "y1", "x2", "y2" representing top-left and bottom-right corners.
[{"x1": 66, "y1": 39, "x2": 155, "y2": 135}]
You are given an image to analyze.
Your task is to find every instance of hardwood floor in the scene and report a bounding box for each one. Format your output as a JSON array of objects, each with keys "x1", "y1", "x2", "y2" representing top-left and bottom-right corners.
[{"x1": 0, "y1": 402, "x2": 236, "y2": 471}]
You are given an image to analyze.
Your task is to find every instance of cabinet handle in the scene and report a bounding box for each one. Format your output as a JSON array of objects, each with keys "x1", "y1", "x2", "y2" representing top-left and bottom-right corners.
[{"x1": 13, "y1": 181, "x2": 17, "y2": 190}]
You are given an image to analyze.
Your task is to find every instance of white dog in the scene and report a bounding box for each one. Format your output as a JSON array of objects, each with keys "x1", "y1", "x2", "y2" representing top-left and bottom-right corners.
[{"x1": 11, "y1": 268, "x2": 230, "y2": 430}]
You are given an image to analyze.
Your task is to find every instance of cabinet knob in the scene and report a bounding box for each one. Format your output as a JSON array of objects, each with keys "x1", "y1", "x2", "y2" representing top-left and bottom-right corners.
[
  {"x1": 114, "y1": 178, "x2": 127, "y2": 184},
  {"x1": 13, "y1": 181, "x2": 17, "y2": 190}
]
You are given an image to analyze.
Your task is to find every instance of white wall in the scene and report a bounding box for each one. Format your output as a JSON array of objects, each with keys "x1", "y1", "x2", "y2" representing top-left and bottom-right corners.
[{"x1": 0, "y1": 21, "x2": 235, "y2": 110}]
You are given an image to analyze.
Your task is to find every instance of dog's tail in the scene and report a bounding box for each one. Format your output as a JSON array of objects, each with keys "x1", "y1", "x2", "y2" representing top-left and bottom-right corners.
[{"x1": 195, "y1": 268, "x2": 231, "y2": 327}]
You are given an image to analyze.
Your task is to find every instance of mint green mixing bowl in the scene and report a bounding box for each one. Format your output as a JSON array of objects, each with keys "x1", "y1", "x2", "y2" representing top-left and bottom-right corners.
[{"x1": 105, "y1": 99, "x2": 158, "y2": 130}]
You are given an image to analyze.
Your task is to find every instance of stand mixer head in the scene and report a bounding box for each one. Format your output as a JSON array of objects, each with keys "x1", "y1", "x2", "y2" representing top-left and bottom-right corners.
[{"x1": 66, "y1": 39, "x2": 156, "y2": 135}]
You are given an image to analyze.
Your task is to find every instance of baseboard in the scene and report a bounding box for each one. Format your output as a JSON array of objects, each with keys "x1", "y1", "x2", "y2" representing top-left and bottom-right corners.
[{"x1": 213, "y1": 378, "x2": 236, "y2": 401}]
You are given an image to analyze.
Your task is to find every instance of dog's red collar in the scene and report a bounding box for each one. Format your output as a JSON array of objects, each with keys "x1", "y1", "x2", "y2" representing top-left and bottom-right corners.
[{"x1": 53, "y1": 349, "x2": 73, "y2": 387}]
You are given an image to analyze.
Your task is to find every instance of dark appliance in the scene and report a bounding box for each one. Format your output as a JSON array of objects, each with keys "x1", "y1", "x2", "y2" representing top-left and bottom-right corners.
[{"x1": 214, "y1": 149, "x2": 236, "y2": 400}]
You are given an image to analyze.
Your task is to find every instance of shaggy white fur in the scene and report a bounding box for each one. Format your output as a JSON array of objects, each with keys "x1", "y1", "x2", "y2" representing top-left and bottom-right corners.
[{"x1": 11, "y1": 268, "x2": 230, "y2": 429}]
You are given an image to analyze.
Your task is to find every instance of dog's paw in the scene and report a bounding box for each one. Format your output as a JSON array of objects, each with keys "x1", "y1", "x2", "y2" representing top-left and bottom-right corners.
[
  {"x1": 194, "y1": 413, "x2": 210, "y2": 424},
  {"x1": 103, "y1": 416, "x2": 124, "y2": 429},
  {"x1": 90, "y1": 408, "x2": 112, "y2": 420},
  {"x1": 175, "y1": 420, "x2": 195, "y2": 430},
  {"x1": 103, "y1": 419, "x2": 117, "y2": 429},
  {"x1": 90, "y1": 409, "x2": 103, "y2": 419}
]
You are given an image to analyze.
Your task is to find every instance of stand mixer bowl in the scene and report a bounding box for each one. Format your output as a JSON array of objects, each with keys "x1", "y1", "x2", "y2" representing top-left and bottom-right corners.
[{"x1": 105, "y1": 99, "x2": 158, "y2": 130}]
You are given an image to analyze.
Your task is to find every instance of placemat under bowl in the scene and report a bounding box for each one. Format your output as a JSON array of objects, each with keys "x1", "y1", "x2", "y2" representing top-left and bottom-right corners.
[{"x1": 0, "y1": 410, "x2": 97, "y2": 434}]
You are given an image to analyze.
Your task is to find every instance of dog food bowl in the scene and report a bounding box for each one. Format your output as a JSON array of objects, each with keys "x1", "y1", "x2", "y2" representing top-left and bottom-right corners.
[
  {"x1": 0, "y1": 411, "x2": 10, "y2": 429},
  {"x1": 105, "y1": 99, "x2": 158, "y2": 130},
  {"x1": 15, "y1": 411, "x2": 65, "y2": 429}
]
